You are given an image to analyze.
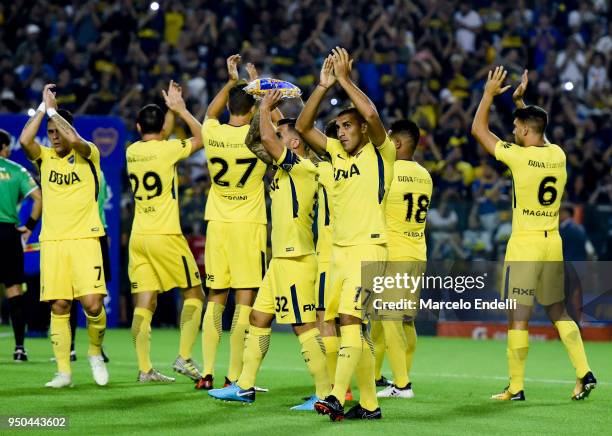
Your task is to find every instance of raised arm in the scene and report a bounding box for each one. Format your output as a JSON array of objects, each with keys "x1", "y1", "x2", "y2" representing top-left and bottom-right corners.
[
  {"x1": 19, "y1": 87, "x2": 48, "y2": 160},
  {"x1": 470, "y1": 66, "x2": 511, "y2": 156},
  {"x1": 163, "y1": 80, "x2": 203, "y2": 154},
  {"x1": 259, "y1": 91, "x2": 285, "y2": 161},
  {"x1": 295, "y1": 55, "x2": 335, "y2": 154},
  {"x1": 512, "y1": 69, "x2": 528, "y2": 109},
  {"x1": 331, "y1": 47, "x2": 386, "y2": 146},
  {"x1": 44, "y1": 84, "x2": 93, "y2": 158},
  {"x1": 206, "y1": 54, "x2": 240, "y2": 120},
  {"x1": 245, "y1": 111, "x2": 273, "y2": 165},
  {"x1": 160, "y1": 106, "x2": 175, "y2": 139}
]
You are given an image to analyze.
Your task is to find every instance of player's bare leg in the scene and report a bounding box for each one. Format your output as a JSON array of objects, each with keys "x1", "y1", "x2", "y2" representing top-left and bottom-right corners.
[
  {"x1": 198, "y1": 288, "x2": 229, "y2": 389},
  {"x1": 132, "y1": 291, "x2": 175, "y2": 383},
  {"x1": 6, "y1": 284, "x2": 27, "y2": 362},
  {"x1": 491, "y1": 304, "x2": 532, "y2": 401},
  {"x1": 544, "y1": 301, "x2": 596, "y2": 400},
  {"x1": 79, "y1": 293, "x2": 108, "y2": 385},
  {"x1": 46, "y1": 299, "x2": 73, "y2": 388},
  {"x1": 173, "y1": 285, "x2": 204, "y2": 381}
]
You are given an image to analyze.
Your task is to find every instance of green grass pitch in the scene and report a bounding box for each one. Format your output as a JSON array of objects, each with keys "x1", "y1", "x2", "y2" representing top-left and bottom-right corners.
[{"x1": 0, "y1": 326, "x2": 610, "y2": 435}]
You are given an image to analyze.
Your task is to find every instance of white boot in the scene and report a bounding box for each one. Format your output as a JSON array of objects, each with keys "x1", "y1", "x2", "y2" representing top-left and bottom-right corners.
[{"x1": 88, "y1": 355, "x2": 109, "y2": 386}]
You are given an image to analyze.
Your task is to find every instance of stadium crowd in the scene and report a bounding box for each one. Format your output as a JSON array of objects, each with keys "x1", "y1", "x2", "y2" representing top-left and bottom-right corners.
[{"x1": 1, "y1": 0, "x2": 611, "y2": 264}]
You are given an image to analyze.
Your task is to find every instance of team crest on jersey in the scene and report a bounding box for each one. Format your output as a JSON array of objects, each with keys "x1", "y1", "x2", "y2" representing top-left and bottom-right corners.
[
  {"x1": 68, "y1": 155, "x2": 75, "y2": 164},
  {"x1": 92, "y1": 127, "x2": 119, "y2": 157}
]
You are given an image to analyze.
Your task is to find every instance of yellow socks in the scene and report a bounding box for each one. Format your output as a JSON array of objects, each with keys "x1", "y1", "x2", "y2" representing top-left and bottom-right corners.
[
  {"x1": 299, "y1": 328, "x2": 331, "y2": 399},
  {"x1": 85, "y1": 307, "x2": 107, "y2": 356},
  {"x1": 330, "y1": 324, "x2": 362, "y2": 404},
  {"x1": 237, "y1": 325, "x2": 271, "y2": 389},
  {"x1": 507, "y1": 329, "x2": 529, "y2": 393},
  {"x1": 355, "y1": 329, "x2": 379, "y2": 411},
  {"x1": 322, "y1": 335, "x2": 339, "y2": 381},
  {"x1": 202, "y1": 301, "x2": 224, "y2": 376},
  {"x1": 179, "y1": 298, "x2": 203, "y2": 359},
  {"x1": 382, "y1": 320, "x2": 408, "y2": 387},
  {"x1": 555, "y1": 320, "x2": 590, "y2": 378},
  {"x1": 228, "y1": 304, "x2": 252, "y2": 381},
  {"x1": 370, "y1": 320, "x2": 385, "y2": 380},
  {"x1": 131, "y1": 307, "x2": 153, "y2": 373},
  {"x1": 404, "y1": 321, "x2": 417, "y2": 383},
  {"x1": 50, "y1": 312, "x2": 71, "y2": 374}
]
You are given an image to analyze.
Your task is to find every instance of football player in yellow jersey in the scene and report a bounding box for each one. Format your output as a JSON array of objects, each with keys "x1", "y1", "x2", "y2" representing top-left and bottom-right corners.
[
  {"x1": 209, "y1": 91, "x2": 330, "y2": 408},
  {"x1": 197, "y1": 55, "x2": 269, "y2": 390},
  {"x1": 472, "y1": 67, "x2": 596, "y2": 401},
  {"x1": 373, "y1": 120, "x2": 432, "y2": 399},
  {"x1": 127, "y1": 82, "x2": 205, "y2": 383},
  {"x1": 19, "y1": 84, "x2": 108, "y2": 388},
  {"x1": 297, "y1": 48, "x2": 395, "y2": 421}
]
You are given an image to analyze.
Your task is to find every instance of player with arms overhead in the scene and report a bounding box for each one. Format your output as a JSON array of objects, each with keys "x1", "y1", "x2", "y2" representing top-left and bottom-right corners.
[
  {"x1": 197, "y1": 55, "x2": 268, "y2": 390},
  {"x1": 209, "y1": 91, "x2": 330, "y2": 409},
  {"x1": 127, "y1": 82, "x2": 205, "y2": 383},
  {"x1": 374, "y1": 119, "x2": 432, "y2": 399},
  {"x1": 296, "y1": 48, "x2": 395, "y2": 421},
  {"x1": 471, "y1": 67, "x2": 596, "y2": 401},
  {"x1": 18, "y1": 84, "x2": 108, "y2": 388}
]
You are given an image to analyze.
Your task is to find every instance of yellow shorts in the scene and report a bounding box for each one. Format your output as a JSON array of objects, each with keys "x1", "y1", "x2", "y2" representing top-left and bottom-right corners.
[
  {"x1": 325, "y1": 244, "x2": 388, "y2": 321},
  {"x1": 205, "y1": 221, "x2": 267, "y2": 289},
  {"x1": 315, "y1": 261, "x2": 330, "y2": 311},
  {"x1": 129, "y1": 233, "x2": 201, "y2": 293},
  {"x1": 40, "y1": 238, "x2": 107, "y2": 301},
  {"x1": 502, "y1": 231, "x2": 564, "y2": 306},
  {"x1": 377, "y1": 256, "x2": 426, "y2": 320},
  {"x1": 253, "y1": 254, "x2": 317, "y2": 324}
]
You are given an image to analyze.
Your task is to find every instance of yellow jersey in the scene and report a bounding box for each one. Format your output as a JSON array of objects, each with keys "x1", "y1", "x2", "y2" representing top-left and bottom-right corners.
[
  {"x1": 315, "y1": 161, "x2": 334, "y2": 262},
  {"x1": 202, "y1": 118, "x2": 267, "y2": 224},
  {"x1": 270, "y1": 148, "x2": 318, "y2": 258},
  {"x1": 127, "y1": 138, "x2": 191, "y2": 235},
  {"x1": 386, "y1": 160, "x2": 433, "y2": 260},
  {"x1": 495, "y1": 140, "x2": 566, "y2": 232},
  {"x1": 33, "y1": 144, "x2": 104, "y2": 241},
  {"x1": 327, "y1": 136, "x2": 395, "y2": 246}
]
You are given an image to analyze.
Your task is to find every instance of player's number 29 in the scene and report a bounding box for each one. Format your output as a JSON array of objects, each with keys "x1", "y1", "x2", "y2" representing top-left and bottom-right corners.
[{"x1": 129, "y1": 172, "x2": 162, "y2": 200}]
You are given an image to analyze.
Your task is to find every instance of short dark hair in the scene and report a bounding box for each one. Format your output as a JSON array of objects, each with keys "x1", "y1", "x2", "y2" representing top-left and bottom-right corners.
[
  {"x1": 390, "y1": 119, "x2": 420, "y2": 145},
  {"x1": 137, "y1": 104, "x2": 165, "y2": 134},
  {"x1": 277, "y1": 117, "x2": 297, "y2": 129},
  {"x1": 0, "y1": 129, "x2": 10, "y2": 148},
  {"x1": 513, "y1": 105, "x2": 548, "y2": 135},
  {"x1": 228, "y1": 82, "x2": 255, "y2": 115},
  {"x1": 57, "y1": 109, "x2": 74, "y2": 126},
  {"x1": 324, "y1": 119, "x2": 338, "y2": 138},
  {"x1": 336, "y1": 107, "x2": 365, "y2": 124}
]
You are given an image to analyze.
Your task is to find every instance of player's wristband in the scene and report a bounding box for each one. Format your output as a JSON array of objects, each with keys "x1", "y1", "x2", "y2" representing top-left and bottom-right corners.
[
  {"x1": 317, "y1": 83, "x2": 329, "y2": 90},
  {"x1": 25, "y1": 217, "x2": 39, "y2": 231},
  {"x1": 36, "y1": 102, "x2": 45, "y2": 113},
  {"x1": 46, "y1": 108, "x2": 58, "y2": 118}
]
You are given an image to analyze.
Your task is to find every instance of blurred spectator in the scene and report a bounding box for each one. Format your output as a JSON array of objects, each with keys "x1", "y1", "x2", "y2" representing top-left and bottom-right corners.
[
  {"x1": 560, "y1": 204, "x2": 595, "y2": 261},
  {"x1": 0, "y1": 0, "x2": 608, "y2": 262}
]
